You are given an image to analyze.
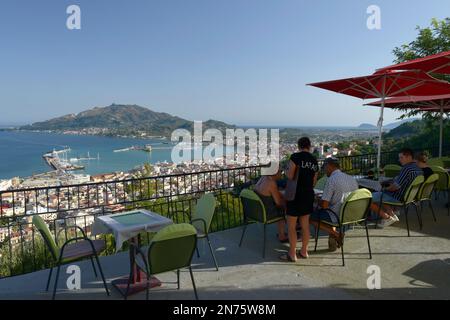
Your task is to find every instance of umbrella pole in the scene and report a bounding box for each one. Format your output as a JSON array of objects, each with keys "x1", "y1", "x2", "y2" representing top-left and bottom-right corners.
[
  {"x1": 439, "y1": 106, "x2": 444, "y2": 158},
  {"x1": 376, "y1": 98, "x2": 385, "y2": 173}
]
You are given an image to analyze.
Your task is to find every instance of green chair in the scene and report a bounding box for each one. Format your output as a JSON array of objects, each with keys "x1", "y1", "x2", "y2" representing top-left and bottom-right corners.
[
  {"x1": 429, "y1": 166, "x2": 450, "y2": 216},
  {"x1": 383, "y1": 164, "x2": 402, "y2": 178},
  {"x1": 428, "y1": 158, "x2": 446, "y2": 168},
  {"x1": 315, "y1": 176, "x2": 328, "y2": 191},
  {"x1": 173, "y1": 193, "x2": 219, "y2": 270},
  {"x1": 376, "y1": 175, "x2": 425, "y2": 237},
  {"x1": 128, "y1": 223, "x2": 198, "y2": 300},
  {"x1": 239, "y1": 189, "x2": 285, "y2": 258},
  {"x1": 416, "y1": 173, "x2": 439, "y2": 223},
  {"x1": 439, "y1": 157, "x2": 450, "y2": 168},
  {"x1": 32, "y1": 215, "x2": 109, "y2": 300},
  {"x1": 313, "y1": 188, "x2": 373, "y2": 267}
]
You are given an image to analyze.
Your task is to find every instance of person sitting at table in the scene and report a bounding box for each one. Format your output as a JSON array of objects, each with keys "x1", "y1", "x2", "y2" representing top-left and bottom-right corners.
[
  {"x1": 309, "y1": 157, "x2": 359, "y2": 252},
  {"x1": 370, "y1": 148, "x2": 424, "y2": 227},
  {"x1": 254, "y1": 168, "x2": 288, "y2": 243},
  {"x1": 415, "y1": 152, "x2": 433, "y2": 180}
]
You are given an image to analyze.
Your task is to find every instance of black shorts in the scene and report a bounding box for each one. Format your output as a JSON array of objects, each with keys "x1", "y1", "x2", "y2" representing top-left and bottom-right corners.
[{"x1": 286, "y1": 191, "x2": 314, "y2": 217}]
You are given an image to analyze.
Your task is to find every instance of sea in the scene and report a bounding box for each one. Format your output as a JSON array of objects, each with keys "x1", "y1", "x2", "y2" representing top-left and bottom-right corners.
[{"x1": 0, "y1": 130, "x2": 177, "y2": 179}]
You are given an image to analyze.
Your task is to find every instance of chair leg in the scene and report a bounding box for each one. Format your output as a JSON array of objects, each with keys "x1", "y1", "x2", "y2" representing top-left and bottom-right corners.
[
  {"x1": 447, "y1": 190, "x2": 450, "y2": 216},
  {"x1": 45, "y1": 267, "x2": 53, "y2": 291},
  {"x1": 189, "y1": 266, "x2": 198, "y2": 300},
  {"x1": 239, "y1": 223, "x2": 248, "y2": 247},
  {"x1": 428, "y1": 200, "x2": 437, "y2": 222},
  {"x1": 314, "y1": 220, "x2": 321, "y2": 252},
  {"x1": 52, "y1": 263, "x2": 62, "y2": 300},
  {"x1": 365, "y1": 221, "x2": 372, "y2": 260},
  {"x1": 146, "y1": 277, "x2": 150, "y2": 300},
  {"x1": 93, "y1": 253, "x2": 110, "y2": 296},
  {"x1": 262, "y1": 224, "x2": 267, "y2": 258},
  {"x1": 89, "y1": 256, "x2": 98, "y2": 278},
  {"x1": 124, "y1": 267, "x2": 133, "y2": 300},
  {"x1": 177, "y1": 269, "x2": 180, "y2": 290},
  {"x1": 206, "y1": 235, "x2": 219, "y2": 271},
  {"x1": 195, "y1": 243, "x2": 200, "y2": 258},
  {"x1": 414, "y1": 204, "x2": 423, "y2": 230},
  {"x1": 405, "y1": 205, "x2": 410, "y2": 237},
  {"x1": 339, "y1": 226, "x2": 345, "y2": 267}
]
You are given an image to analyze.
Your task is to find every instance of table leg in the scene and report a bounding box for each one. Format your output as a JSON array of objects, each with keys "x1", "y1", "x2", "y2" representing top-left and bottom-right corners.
[{"x1": 111, "y1": 236, "x2": 161, "y2": 298}]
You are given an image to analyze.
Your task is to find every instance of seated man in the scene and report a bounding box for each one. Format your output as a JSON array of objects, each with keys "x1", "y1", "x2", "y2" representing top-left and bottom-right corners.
[
  {"x1": 370, "y1": 148, "x2": 424, "y2": 226},
  {"x1": 254, "y1": 168, "x2": 288, "y2": 242},
  {"x1": 310, "y1": 158, "x2": 359, "y2": 252}
]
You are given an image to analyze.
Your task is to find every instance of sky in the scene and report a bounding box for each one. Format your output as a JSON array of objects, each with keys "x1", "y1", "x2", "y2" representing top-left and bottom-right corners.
[{"x1": 0, "y1": 0, "x2": 449, "y2": 127}]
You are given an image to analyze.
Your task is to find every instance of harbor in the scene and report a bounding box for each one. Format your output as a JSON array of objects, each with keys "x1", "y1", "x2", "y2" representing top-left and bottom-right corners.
[{"x1": 42, "y1": 148, "x2": 85, "y2": 172}]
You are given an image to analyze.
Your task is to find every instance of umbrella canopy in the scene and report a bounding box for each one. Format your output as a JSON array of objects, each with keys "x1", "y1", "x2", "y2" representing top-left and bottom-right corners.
[
  {"x1": 308, "y1": 70, "x2": 450, "y2": 99},
  {"x1": 308, "y1": 70, "x2": 450, "y2": 170},
  {"x1": 376, "y1": 50, "x2": 450, "y2": 75},
  {"x1": 366, "y1": 94, "x2": 450, "y2": 157}
]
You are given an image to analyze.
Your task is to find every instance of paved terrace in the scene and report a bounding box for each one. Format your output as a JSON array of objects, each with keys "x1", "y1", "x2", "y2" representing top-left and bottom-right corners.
[{"x1": 1, "y1": 198, "x2": 449, "y2": 300}]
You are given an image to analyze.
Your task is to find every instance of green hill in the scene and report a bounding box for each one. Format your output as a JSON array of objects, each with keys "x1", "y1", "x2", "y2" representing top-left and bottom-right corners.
[
  {"x1": 383, "y1": 118, "x2": 450, "y2": 153},
  {"x1": 20, "y1": 104, "x2": 234, "y2": 137}
]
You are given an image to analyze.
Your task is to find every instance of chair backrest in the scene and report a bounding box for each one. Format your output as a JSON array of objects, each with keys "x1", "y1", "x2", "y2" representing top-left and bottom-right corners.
[
  {"x1": 403, "y1": 175, "x2": 425, "y2": 204},
  {"x1": 315, "y1": 176, "x2": 328, "y2": 191},
  {"x1": 148, "y1": 223, "x2": 197, "y2": 275},
  {"x1": 192, "y1": 193, "x2": 216, "y2": 234},
  {"x1": 429, "y1": 166, "x2": 450, "y2": 191},
  {"x1": 383, "y1": 164, "x2": 402, "y2": 178},
  {"x1": 441, "y1": 157, "x2": 450, "y2": 168},
  {"x1": 32, "y1": 215, "x2": 59, "y2": 260},
  {"x1": 417, "y1": 173, "x2": 439, "y2": 201},
  {"x1": 239, "y1": 189, "x2": 267, "y2": 223},
  {"x1": 339, "y1": 188, "x2": 372, "y2": 225},
  {"x1": 428, "y1": 158, "x2": 445, "y2": 168}
]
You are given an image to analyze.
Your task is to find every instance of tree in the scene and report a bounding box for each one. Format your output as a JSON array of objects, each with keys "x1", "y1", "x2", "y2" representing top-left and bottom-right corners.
[{"x1": 392, "y1": 18, "x2": 450, "y2": 121}]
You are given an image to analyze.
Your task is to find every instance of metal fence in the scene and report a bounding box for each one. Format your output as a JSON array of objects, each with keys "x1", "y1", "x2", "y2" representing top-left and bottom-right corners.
[
  {"x1": 1, "y1": 145, "x2": 449, "y2": 278},
  {"x1": 0, "y1": 165, "x2": 261, "y2": 278}
]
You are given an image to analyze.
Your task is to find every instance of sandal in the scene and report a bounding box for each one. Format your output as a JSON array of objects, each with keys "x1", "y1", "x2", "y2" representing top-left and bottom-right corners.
[
  {"x1": 279, "y1": 253, "x2": 297, "y2": 262},
  {"x1": 296, "y1": 250, "x2": 309, "y2": 259}
]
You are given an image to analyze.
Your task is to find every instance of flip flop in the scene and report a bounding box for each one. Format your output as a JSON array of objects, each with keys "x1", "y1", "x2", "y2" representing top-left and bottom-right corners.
[{"x1": 279, "y1": 253, "x2": 297, "y2": 262}]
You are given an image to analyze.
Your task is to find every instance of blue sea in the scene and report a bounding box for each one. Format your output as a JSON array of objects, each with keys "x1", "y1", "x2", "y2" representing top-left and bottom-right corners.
[{"x1": 0, "y1": 131, "x2": 177, "y2": 179}]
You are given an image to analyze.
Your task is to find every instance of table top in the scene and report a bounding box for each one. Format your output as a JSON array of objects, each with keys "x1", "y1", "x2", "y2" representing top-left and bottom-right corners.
[{"x1": 92, "y1": 209, "x2": 173, "y2": 251}]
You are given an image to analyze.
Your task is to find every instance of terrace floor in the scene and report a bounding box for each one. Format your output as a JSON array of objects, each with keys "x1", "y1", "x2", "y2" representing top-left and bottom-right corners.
[{"x1": 1, "y1": 197, "x2": 450, "y2": 300}]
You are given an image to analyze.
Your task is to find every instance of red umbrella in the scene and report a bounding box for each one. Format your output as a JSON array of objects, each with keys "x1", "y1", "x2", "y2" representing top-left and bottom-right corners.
[
  {"x1": 376, "y1": 50, "x2": 450, "y2": 75},
  {"x1": 366, "y1": 94, "x2": 450, "y2": 157},
  {"x1": 308, "y1": 70, "x2": 450, "y2": 169}
]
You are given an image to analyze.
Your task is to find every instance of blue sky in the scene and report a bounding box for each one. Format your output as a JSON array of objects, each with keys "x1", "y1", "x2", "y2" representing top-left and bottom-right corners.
[{"x1": 0, "y1": 0, "x2": 449, "y2": 126}]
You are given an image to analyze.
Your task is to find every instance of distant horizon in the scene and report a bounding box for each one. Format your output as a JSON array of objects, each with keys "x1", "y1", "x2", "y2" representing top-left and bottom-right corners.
[
  {"x1": 2, "y1": 1, "x2": 448, "y2": 126},
  {"x1": 0, "y1": 102, "x2": 417, "y2": 129}
]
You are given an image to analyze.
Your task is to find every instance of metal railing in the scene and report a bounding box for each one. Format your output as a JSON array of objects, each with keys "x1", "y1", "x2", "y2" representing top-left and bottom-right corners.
[
  {"x1": 0, "y1": 165, "x2": 261, "y2": 278},
  {"x1": 1, "y1": 145, "x2": 449, "y2": 278}
]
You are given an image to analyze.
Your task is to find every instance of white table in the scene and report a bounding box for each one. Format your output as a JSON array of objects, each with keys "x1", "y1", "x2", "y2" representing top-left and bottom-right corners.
[
  {"x1": 356, "y1": 177, "x2": 393, "y2": 192},
  {"x1": 92, "y1": 209, "x2": 173, "y2": 251},
  {"x1": 91, "y1": 209, "x2": 173, "y2": 298}
]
